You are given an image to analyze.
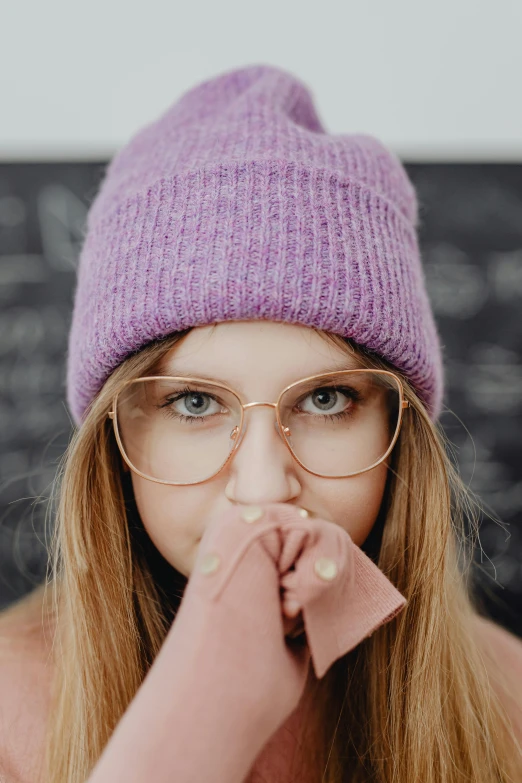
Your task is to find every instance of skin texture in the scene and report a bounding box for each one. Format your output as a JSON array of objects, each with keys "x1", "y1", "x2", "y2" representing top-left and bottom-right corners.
[{"x1": 125, "y1": 320, "x2": 389, "y2": 631}]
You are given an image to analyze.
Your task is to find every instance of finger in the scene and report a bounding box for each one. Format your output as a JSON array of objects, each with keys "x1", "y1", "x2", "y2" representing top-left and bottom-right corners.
[
  {"x1": 280, "y1": 570, "x2": 298, "y2": 589},
  {"x1": 280, "y1": 582, "x2": 300, "y2": 616},
  {"x1": 282, "y1": 610, "x2": 304, "y2": 638},
  {"x1": 282, "y1": 598, "x2": 301, "y2": 617}
]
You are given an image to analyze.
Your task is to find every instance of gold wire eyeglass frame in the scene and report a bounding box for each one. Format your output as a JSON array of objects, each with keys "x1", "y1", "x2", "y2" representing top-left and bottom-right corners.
[{"x1": 107, "y1": 369, "x2": 410, "y2": 486}]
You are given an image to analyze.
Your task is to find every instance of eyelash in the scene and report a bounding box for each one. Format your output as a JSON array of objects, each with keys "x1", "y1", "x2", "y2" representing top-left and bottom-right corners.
[{"x1": 158, "y1": 384, "x2": 362, "y2": 424}]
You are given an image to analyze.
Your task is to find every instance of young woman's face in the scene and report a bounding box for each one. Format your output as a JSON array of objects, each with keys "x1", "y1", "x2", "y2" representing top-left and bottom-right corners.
[{"x1": 127, "y1": 321, "x2": 389, "y2": 578}]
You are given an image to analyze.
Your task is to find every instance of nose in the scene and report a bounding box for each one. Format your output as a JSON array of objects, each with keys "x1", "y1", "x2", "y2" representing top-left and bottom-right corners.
[
  {"x1": 223, "y1": 402, "x2": 301, "y2": 505},
  {"x1": 231, "y1": 402, "x2": 289, "y2": 445}
]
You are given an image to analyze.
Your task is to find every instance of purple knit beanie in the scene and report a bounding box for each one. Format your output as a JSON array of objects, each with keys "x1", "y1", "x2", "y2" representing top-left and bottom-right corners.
[{"x1": 66, "y1": 63, "x2": 444, "y2": 427}]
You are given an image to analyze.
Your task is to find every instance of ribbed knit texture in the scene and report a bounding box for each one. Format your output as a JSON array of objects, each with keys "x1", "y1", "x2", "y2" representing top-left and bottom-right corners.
[
  {"x1": 85, "y1": 503, "x2": 407, "y2": 783},
  {"x1": 66, "y1": 63, "x2": 444, "y2": 426}
]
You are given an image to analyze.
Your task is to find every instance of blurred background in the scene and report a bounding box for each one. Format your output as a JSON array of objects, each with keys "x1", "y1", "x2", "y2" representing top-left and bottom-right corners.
[{"x1": 1, "y1": 1, "x2": 521, "y2": 635}]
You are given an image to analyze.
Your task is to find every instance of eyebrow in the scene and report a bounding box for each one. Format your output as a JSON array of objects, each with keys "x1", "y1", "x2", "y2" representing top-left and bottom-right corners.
[{"x1": 152, "y1": 359, "x2": 363, "y2": 389}]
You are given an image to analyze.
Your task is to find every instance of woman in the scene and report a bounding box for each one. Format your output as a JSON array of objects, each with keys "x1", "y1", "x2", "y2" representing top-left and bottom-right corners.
[{"x1": 1, "y1": 63, "x2": 521, "y2": 783}]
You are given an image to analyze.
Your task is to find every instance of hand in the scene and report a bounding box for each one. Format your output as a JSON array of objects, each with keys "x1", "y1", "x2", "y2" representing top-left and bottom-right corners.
[
  {"x1": 85, "y1": 503, "x2": 314, "y2": 783},
  {"x1": 280, "y1": 558, "x2": 306, "y2": 639},
  {"x1": 89, "y1": 502, "x2": 406, "y2": 783},
  {"x1": 183, "y1": 500, "x2": 407, "y2": 735},
  {"x1": 183, "y1": 502, "x2": 322, "y2": 732},
  {"x1": 281, "y1": 579, "x2": 305, "y2": 639}
]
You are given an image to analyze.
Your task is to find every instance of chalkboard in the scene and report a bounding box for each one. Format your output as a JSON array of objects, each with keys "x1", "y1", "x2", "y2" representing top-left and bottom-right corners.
[{"x1": 1, "y1": 161, "x2": 521, "y2": 637}]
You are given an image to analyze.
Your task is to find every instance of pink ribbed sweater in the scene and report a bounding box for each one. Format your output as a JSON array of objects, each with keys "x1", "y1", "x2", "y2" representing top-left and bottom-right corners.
[
  {"x1": 86, "y1": 502, "x2": 407, "y2": 782},
  {"x1": 1, "y1": 503, "x2": 522, "y2": 782}
]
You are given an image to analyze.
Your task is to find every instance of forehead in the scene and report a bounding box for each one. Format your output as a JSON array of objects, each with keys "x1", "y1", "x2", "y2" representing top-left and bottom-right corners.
[{"x1": 154, "y1": 320, "x2": 363, "y2": 395}]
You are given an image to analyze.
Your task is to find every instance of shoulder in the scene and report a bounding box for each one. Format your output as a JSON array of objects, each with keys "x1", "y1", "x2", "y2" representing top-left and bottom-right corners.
[
  {"x1": 0, "y1": 585, "x2": 55, "y2": 783},
  {"x1": 471, "y1": 614, "x2": 522, "y2": 682},
  {"x1": 471, "y1": 614, "x2": 522, "y2": 739}
]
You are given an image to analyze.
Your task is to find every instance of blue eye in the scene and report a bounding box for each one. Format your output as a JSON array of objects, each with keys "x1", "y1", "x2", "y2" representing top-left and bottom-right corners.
[
  {"x1": 159, "y1": 386, "x2": 224, "y2": 423},
  {"x1": 157, "y1": 384, "x2": 362, "y2": 424},
  {"x1": 296, "y1": 386, "x2": 362, "y2": 422}
]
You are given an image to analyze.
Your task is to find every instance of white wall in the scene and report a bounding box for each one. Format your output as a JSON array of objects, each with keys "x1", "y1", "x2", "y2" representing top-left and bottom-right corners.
[{"x1": 2, "y1": 0, "x2": 522, "y2": 161}]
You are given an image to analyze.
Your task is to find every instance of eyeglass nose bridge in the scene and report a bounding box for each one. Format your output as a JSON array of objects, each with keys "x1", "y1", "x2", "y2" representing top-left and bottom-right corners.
[{"x1": 229, "y1": 400, "x2": 292, "y2": 450}]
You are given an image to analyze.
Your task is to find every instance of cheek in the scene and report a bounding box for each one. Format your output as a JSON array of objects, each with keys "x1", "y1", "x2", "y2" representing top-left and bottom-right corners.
[
  {"x1": 130, "y1": 475, "x2": 201, "y2": 578},
  {"x1": 329, "y1": 461, "x2": 388, "y2": 547}
]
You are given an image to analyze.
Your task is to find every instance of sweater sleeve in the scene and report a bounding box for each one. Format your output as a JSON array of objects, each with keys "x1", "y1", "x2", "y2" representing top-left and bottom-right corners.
[{"x1": 86, "y1": 502, "x2": 407, "y2": 783}]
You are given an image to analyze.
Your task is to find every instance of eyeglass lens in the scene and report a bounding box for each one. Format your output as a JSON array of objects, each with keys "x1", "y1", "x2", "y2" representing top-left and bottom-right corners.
[{"x1": 114, "y1": 371, "x2": 401, "y2": 483}]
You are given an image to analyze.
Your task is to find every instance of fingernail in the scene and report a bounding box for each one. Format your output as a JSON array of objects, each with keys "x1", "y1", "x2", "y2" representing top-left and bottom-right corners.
[{"x1": 240, "y1": 505, "x2": 264, "y2": 523}]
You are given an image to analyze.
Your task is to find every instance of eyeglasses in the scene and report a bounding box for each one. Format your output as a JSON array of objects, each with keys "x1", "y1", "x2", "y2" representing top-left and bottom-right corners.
[{"x1": 107, "y1": 370, "x2": 410, "y2": 486}]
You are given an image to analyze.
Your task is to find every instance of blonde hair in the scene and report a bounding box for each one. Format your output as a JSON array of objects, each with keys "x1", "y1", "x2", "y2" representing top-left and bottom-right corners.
[{"x1": 29, "y1": 327, "x2": 522, "y2": 781}]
